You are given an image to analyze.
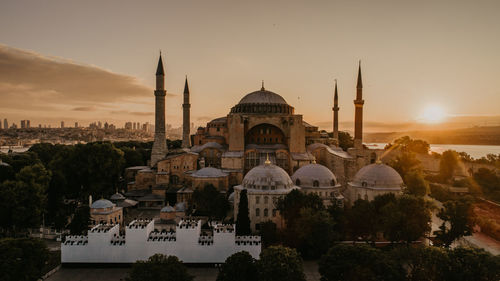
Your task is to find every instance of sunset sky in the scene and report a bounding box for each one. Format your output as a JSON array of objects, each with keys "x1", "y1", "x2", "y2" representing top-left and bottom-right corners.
[{"x1": 1, "y1": 0, "x2": 499, "y2": 132}]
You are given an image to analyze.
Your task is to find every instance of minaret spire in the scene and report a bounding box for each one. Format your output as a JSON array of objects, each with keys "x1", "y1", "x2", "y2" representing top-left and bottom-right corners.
[
  {"x1": 151, "y1": 53, "x2": 168, "y2": 166},
  {"x1": 354, "y1": 60, "x2": 364, "y2": 150},
  {"x1": 182, "y1": 76, "x2": 191, "y2": 148},
  {"x1": 333, "y1": 79, "x2": 339, "y2": 144},
  {"x1": 261, "y1": 80, "x2": 265, "y2": 91}
]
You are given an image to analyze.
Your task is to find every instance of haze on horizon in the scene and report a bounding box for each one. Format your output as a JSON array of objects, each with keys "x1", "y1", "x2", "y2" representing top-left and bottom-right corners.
[{"x1": 0, "y1": 0, "x2": 499, "y2": 132}]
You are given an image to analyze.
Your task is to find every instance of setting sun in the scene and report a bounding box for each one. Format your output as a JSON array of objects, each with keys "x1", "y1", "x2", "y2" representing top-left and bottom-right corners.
[{"x1": 419, "y1": 104, "x2": 447, "y2": 123}]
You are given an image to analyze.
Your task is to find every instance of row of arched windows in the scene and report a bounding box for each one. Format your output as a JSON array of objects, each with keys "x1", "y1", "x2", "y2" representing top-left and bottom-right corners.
[{"x1": 255, "y1": 208, "x2": 277, "y2": 217}]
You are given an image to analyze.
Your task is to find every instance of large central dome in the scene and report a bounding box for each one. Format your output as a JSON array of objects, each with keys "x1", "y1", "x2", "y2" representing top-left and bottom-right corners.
[
  {"x1": 238, "y1": 89, "x2": 288, "y2": 105},
  {"x1": 231, "y1": 86, "x2": 294, "y2": 114}
]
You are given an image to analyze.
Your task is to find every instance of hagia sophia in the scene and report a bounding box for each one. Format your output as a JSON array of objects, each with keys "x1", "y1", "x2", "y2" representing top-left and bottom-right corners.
[{"x1": 92, "y1": 55, "x2": 405, "y2": 232}]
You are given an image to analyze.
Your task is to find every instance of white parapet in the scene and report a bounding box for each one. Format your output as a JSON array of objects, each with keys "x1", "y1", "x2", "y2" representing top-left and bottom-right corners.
[{"x1": 61, "y1": 219, "x2": 261, "y2": 264}]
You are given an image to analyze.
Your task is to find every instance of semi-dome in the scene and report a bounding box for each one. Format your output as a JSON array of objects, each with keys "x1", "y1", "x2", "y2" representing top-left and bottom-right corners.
[
  {"x1": 292, "y1": 163, "x2": 338, "y2": 188},
  {"x1": 191, "y1": 167, "x2": 228, "y2": 178},
  {"x1": 242, "y1": 161, "x2": 294, "y2": 190},
  {"x1": 110, "y1": 193, "x2": 125, "y2": 201},
  {"x1": 230, "y1": 87, "x2": 294, "y2": 114},
  {"x1": 91, "y1": 199, "x2": 114, "y2": 209},
  {"x1": 350, "y1": 162, "x2": 404, "y2": 190}
]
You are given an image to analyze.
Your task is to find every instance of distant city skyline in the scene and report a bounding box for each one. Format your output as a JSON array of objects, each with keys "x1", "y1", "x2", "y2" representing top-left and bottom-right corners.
[{"x1": 1, "y1": 0, "x2": 500, "y2": 132}]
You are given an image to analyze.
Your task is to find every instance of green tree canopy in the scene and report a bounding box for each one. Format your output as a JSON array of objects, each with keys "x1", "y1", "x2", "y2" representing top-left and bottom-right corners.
[
  {"x1": 294, "y1": 208, "x2": 336, "y2": 258},
  {"x1": 192, "y1": 184, "x2": 229, "y2": 219},
  {"x1": 257, "y1": 246, "x2": 305, "y2": 281},
  {"x1": 236, "y1": 189, "x2": 251, "y2": 235},
  {"x1": 0, "y1": 238, "x2": 49, "y2": 281},
  {"x1": 404, "y1": 171, "x2": 429, "y2": 197},
  {"x1": 126, "y1": 254, "x2": 193, "y2": 281},
  {"x1": 389, "y1": 151, "x2": 421, "y2": 179},
  {"x1": 434, "y1": 196, "x2": 474, "y2": 247},
  {"x1": 319, "y1": 244, "x2": 404, "y2": 281},
  {"x1": 216, "y1": 251, "x2": 258, "y2": 281},
  {"x1": 439, "y1": 150, "x2": 459, "y2": 182}
]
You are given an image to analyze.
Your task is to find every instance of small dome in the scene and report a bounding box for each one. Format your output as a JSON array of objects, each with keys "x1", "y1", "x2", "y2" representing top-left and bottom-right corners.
[
  {"x1": 292, "y1": 163, "x2": 338, "y2": 188},
  {"x1": 110, "y1": 193, "x2": 125, "y2": 200},
  {"x1": 351, "y1": 163, "x2": 404, "y2": 189},
  {"x1": 161, "y1": 205, "x2": 175, "y2": 213},
  {"x1": 91, "y1": 199, "x2": 114, "y2": 209},
  {"x1": 191, "y1": 167, "x2": 228, "y2": 178},
  {"x1": 242, "y1": 163, "x2": 293, "y2": 190},
  {"x1": 174, "y1": 202, "x2": 186, "y2": 212},
  {"x1": 238, "y1": 89, "x2": 288, "y2": 105}
]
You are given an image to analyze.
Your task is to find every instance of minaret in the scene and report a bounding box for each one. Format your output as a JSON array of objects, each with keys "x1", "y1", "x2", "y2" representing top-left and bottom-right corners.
[
  {"x1": 182, "y1": 76, "x2": 191, "y2": 148},
  {"x1": 150, "y1": 53, "x2": 168, "y2": 166},
  {"x1": 332, "y1": 79, "x2": 339, "y2": 143},
  {"x1": 353, "y1": 61, "x2": 364, "y2": 149}
]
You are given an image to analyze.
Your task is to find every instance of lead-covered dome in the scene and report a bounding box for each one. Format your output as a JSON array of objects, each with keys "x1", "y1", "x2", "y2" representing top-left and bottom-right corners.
[
  {"x1": 191, "y1": 167, "x2": 228, "y2": 178},
  {"x1": 230, "y1": 87, "x2": 294, "y2": 114},
  {"x1": 292, "y1": 163, "x2": 338, "y2": 188},
  {"x1": 91, "y1": 199, "x2": 114, "y2": 209},
  {"x1": 350, "y1": 163, "x2": 404, "y2": 190},
  {"x1": 242, "y1": 162, "x2": 294, "y2": 190},
  {"x1": 239, "y1": 89, "x2": 288, "y2": 105}
]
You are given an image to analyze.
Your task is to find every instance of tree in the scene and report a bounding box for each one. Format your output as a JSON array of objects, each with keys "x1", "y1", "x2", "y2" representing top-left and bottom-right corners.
[
  {"x1": 380, "y1": 195, "x2": 432, "y2": 243},
  {"x1": 192, "y1": 184, "x2": 229, "y2": 219},
  {"x1": 389, "y1": 246, "x2": 449, "y2": 281},
  {"x1": 257, "y1": 246, "x2": 305, "y2": 281},
  {"x1": 294, "y1": 208, "x2": 335, "y2": 258},
  {"x1": 338, "y1": 131, "x2": 354, "y2": 151},
  {"x1": 439, "y1": 150, "x2": 459, "y2": 182},
  {"x1": 127, "y1": 254, "x2": 193, "y2": 281},
  {"x1": 68, "y1": 205, "x2": 90, "y2": 235},
  {"x1": 346, "y1": 199, "x2": 376, "y2": 241},
  {"x1": 473, "y1": 168, "x2": 500, "y2": 201},
  {"x1": 236, "y1": 189, "x2": 251, "y2": 235},
  {"x1": 434, "y1": 196, "x2": 474, "y2": 247},
  {"x1": 404, "y1": 171, "x2": 428, "y2": 197},
  {"x1": 319, "y1": 244, "x2": 404, "y2": 281},
  {"x1": 386, "y1": 136, "x2": 430, "y2": 154},
  {"x1": 120, "y1": 146, "x2": 145, "y2": 167},
  {"x1": 0, "y1": 238, "x2": 49, "y2": 281},
  {"x1": 276, "y1": 189, "x2": 323, "y2": 230},
  {"x1": 259, "y1": 220, "x2": 278, "y2": 247},
  {"x1": 389, "y1": 151, "x2": 421, "y2": 179},
  {"x1": 216, "y1": 251, "x2": 258, "y2": 281},
  {"x1": 446, "y1": 247, "x2": 500, "y2": 281}
]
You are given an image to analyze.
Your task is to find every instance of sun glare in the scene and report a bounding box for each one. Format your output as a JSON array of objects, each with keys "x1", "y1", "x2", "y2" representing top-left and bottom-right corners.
[{"x1": 419, "y1": 104, "x2": 446, "y2": 123}]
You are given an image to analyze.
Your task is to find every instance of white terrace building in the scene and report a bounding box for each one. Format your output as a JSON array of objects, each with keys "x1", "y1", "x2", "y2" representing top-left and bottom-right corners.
[{"x1": 61, "y1": 219, "x2": 261, "y2": 264}]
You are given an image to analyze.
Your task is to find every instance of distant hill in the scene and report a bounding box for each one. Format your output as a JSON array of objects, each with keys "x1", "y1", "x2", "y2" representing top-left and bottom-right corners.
[{"x1": 365, "y1": 126, "x2": 500, "y2": 145}]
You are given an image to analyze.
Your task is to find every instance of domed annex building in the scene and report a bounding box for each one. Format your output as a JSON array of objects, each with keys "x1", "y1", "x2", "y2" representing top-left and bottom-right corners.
[
  {"x1": 291, "y1": 162, "x2": 343, "y2": 207},
  {"x1": 347, "y1": 161, "x2": 404, "y2": 202},
  {"x1": 90, "y1": 198, "x2": 123, "y2": 225},
  {"x1": 233, "y1": 158, "x2": 299, "y2": 231}
]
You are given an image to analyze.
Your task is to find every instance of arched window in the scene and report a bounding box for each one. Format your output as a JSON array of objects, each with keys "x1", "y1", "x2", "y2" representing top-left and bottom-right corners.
[
  {"x1": 295, "y1": 179, "x2": 301, "y2": 186},
  {"x1": 331, "y1": 179, "x2": 335, "y2": 186},
  {"x1": 264, "y1": 196, "x2": 269, "y2": 204},
  {"x1": 256, "y1": 196, "x2": 260, "y2": 204},
  {"x1": 313, "y1": 180, "x2": 319, "y2": 187},
  {"x1": 264, "y1": 208, "x2": 268, "y2": 217},
  {"x1": 256, "y1": 208, "x2": 260, "y2": 217}
]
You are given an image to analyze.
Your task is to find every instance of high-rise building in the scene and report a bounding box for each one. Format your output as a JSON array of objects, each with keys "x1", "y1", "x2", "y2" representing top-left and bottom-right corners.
[
  {"x1": 182, "y1": 76, "x2": 191, "y2": 148},
  {"x1": 4, "y1": 119, "x2": 8, "y2": 129},
  {"x1": 125, "y1": 122, "x2": 133, "y2": 130},
  {"x1": 150, "y1": 53, "x2": 168, "y2": 166},
  {"x1": 75, "y1": 122, "x2": 79, "y2": 128},
  {"x1": 26, "y1": 120, "x2": 30, "y2": 128},
  {"x1": 98, "y1": 121, "x2": 102, "y2": 129},
  {"x1": 21, "y1": 120, "x2": 26, "y2": 128},
  {"x1": 61, "y1": 121, "x2": 65, "y2": 128}
]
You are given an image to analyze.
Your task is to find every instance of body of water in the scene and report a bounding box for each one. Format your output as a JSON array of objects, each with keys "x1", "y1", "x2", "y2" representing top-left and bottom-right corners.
[{"x1": 365, "y1": 143, "x2": 500, "y2": 159}]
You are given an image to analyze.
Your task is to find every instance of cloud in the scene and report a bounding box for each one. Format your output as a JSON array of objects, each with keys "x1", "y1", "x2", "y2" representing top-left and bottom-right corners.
[
  {"x1": 0, "y1": 44, "x2": 153, "y2": 121},
  {"x1": 72, "y1": 106, "x2": 96, "y2": 111}
]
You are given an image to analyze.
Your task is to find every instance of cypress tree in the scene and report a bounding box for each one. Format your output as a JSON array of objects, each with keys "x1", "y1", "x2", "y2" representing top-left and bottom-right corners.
[{"x1": 236, "y1": 189, "x2": 251, "y2": 235}]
